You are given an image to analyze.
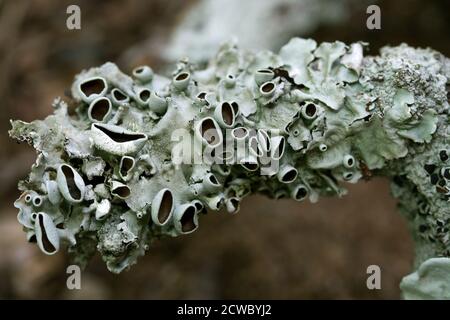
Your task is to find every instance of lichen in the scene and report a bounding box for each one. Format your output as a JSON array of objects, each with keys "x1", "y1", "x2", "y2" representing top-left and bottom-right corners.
[
  {"x1": 9, "y1": 38, "x2": 449, "y2": 298},
  {"x1": 400, "y1": 257, "x2": 450, "y2": 299}
]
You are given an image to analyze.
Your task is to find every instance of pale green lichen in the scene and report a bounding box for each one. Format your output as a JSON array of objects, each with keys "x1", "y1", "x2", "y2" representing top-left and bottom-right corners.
[
  {"x1": 400, "y1": 257, "x2": 450, "y2": 299},
  {"x1": 9, "y1": 38, "x2": 449, "y2": 298}
]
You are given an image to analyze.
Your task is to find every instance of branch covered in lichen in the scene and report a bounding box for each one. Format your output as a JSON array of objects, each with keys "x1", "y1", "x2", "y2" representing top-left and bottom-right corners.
[{"x1": 9, "y1": 38, "x2": 450, "y2": 297}]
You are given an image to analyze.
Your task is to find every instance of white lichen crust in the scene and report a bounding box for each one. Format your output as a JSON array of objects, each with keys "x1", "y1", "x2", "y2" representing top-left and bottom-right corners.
[{"x1": 9, "y1": 38, "x2": 449, "y2": 296}]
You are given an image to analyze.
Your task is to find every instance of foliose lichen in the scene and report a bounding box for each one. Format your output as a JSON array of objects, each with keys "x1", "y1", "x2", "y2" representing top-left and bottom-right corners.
[
  {"x1": 400, "y1": 257, "x2": 450, "y2": 299},
  {"x1": 9, "y1": 38, "x2": 449, "y2": 297}
]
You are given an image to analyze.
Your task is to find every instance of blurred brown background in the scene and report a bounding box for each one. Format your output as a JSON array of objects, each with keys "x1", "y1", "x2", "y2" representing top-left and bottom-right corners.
[{"x1": 0, "y1": 0, "x2": 449, "y2": 299}]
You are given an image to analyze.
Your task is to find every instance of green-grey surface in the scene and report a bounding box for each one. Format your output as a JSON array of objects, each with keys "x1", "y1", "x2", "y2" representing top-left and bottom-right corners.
[
  {"x1": 401, "y1": 257, "x2": 450, "y2": 299},
  {"x1": 9, "y1": 38, "x2": 450, "y2": 298}
]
